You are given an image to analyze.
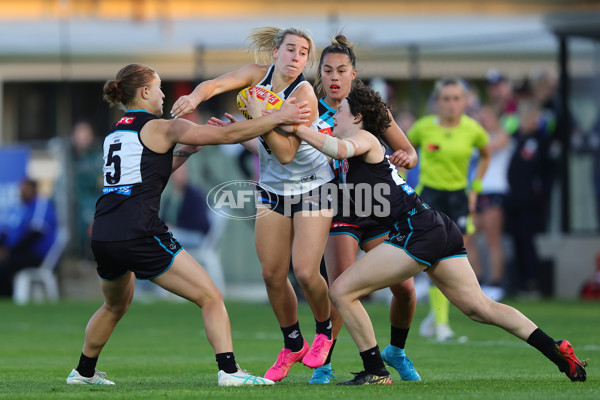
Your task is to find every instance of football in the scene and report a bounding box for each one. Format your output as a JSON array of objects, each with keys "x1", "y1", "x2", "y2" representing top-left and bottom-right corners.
[{"x1": 236, "y1": 86, "x2": 283, "y2": 120}]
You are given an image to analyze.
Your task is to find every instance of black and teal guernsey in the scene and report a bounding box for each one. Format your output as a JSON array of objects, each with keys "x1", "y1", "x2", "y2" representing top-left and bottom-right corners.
[
  {"x1": 336, "y1": 155, "x2": 422, "y2": 228},
  {"x1": 92, "y1": 110, "x2": 173, "y2": 241}
]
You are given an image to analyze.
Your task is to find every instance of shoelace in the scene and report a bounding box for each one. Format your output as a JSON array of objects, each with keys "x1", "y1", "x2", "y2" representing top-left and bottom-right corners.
[
  {"x1": 311, "y1": 336, "x2": 328, "y2": 353},
  {"x1": 94, "y1": 369, "x2": 108, "y2": 379},
  {"x1": 402, "y1": 356, "x2": 414, "y2": 368},
  {"x1": 272, "y1": 349, "x2": 292, "y2": 370},
  {"x1": 314, "y1": 368, "x2": 335, "y2": 379},
  {"x1": 234, "y1": 363, "x2": 250, "y2": 375}
]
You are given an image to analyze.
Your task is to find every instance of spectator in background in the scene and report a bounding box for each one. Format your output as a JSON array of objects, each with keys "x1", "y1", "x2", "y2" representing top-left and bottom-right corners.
[
  {"x1": 505, "y1": 102, "x2": 552, "y2": 296},
  {"x1": 486, "y1": 69, "x2": 520, "y2": 135},
  {"x1": 0, "y1": 178, "x2": 58, "y2": 296},
  {"x1": 160, "y1": 163, "x2": 211, "y2": 248},
  {"x1": 464, "y1": 81, "x2": 482, "y2": 118},
  {"x1": 69, "y1": 121, "x2": 103, "y2": 261},
  {"x1": 531, "y1": 69, "x2": 559, "y2": 136},
  {"x1": 465, "y1": 105, "x2": 512, "y2": 300}
]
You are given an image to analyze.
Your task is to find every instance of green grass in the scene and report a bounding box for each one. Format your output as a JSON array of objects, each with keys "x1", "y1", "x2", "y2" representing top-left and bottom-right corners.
[{"x1": 0, "y1": 298, "x2": 598, "y2": 399}]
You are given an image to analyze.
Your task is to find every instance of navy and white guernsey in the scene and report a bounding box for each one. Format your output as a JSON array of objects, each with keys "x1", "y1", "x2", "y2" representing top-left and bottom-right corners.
[
  {"x1": 255, "y1": 65, "x2": 334, "y2": 195},
  {"x1": 336, "y1": 156, "x2": 422, "y2": 228},
  {"x1": 92, "y1": 110, "x2": 172, "y2": 241}
]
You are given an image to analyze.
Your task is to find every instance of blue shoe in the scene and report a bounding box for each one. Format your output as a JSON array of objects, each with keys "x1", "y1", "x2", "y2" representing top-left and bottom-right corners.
[
  {"x1": 309, "y1": 363, "x2": 335, "y2": 384},
  {"x1": 381, "y1": 345, "x2": 421, "y2": 381}
]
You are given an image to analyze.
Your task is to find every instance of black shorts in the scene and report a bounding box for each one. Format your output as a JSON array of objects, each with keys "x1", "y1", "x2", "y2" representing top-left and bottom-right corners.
[
  {"x1": 330, "y1": 213, "x2": 389, "y2": 246},
  {"x1": 419, "y1": 186, "x2": 469, "y2": 234},
  {"x1": 386, "y1": 206, "x2": 467, "y2": 267},
  {"x1": 256, "y1": 182, "x2": 334, "y2": 217},
  {"x1": 92, "y1": 231, "x2": 183, "y2": 281}
]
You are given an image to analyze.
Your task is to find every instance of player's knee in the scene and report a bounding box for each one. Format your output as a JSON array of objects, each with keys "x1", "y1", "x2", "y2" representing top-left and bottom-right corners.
[
  {"x1": 292, "y1": 267, "x2": 314, "y2": 288},
  {"x1": 261, "y1": 266, "x2": 287, "y2": 286},
  {"x1": 104, "y1": 301, "x2": 130, "y2": 318},
  {"x1": 462, "y1": 301, "x2": 492, "y2": 324},
  {"x1": 189, "y1": 287, "x2": 223, "y2": 309},
  {"x1": 390, "y1": 280, "x2": 415, "y2": 302},
  {"x1": 329, "y1": 281, "x2": 348, "y2": 309}
]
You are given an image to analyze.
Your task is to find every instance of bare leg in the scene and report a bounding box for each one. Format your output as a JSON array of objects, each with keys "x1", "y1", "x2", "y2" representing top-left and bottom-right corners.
[
  {"x1": 254, "y1": 211, "x2": 296, "y2": 327},
  {"x1": 291, "y1": 210, "x2": 332, "y2": 322},
  {"x1": 324, "y1": 234, "x2": 360, "y2": 339},
  {"x1": 82, "y1": 272, "x2": 135, "y2": 357},
  {"x1": 481, "y1": 206, "x2": 505, "y2": 284},
  {"x1": 362, "y1": 238, "x2": 416, "y2": 330},
  {"x1": 330, "y1": 244, "x2": 424, "y2": 351},
  {"x1": 464, "y1": 230, "x2": 482, "y2": 279},
  {"x1": 152, "y1": 249, "x2": 232, "y2": 353},
  {"x1": 427, "y1": 257, "x2": 537, "y2": 340}
]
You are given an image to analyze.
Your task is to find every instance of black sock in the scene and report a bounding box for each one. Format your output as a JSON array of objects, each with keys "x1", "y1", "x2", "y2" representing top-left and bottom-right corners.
[
  {"x1": 281, "y1": 322, "x2": 304, "y2": 352},
  {"x1": 526, "y1": 328, "x2": 560, "y2": 365},
  {"x1": 324, "y1": 339, "x2": 337, "y2": 365},
  {"x1": 359, "y1": 345, "x2": 387, "y2": 374},
  {"x1": 315, "y1": 318, "x2": 332, "y2": 340},
  {"x1": 216, "y1": 352, "x2": 237, "y2": 373},
  {"x1": 390, "y1": 326, "x2": 410, "y2": 349},
  {"x1": 76, "y1": 353, "x2": 98, "y2": 378}
]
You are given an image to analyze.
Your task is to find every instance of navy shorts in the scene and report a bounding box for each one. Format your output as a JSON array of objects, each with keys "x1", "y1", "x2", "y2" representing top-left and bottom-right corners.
[
  {"x1": 92, "y1": 231, "x2": 183, "y2": 281},
  {"x1": 386, "y1": 205, "x2": 467, "y2": 267},
  {"x1": 419, "y1": 186, "x2": 469, "y2": 234},
  {"x1": 476, "y1": 193, "x2": 506, "y2": 213},
  {"x1": 256, "y1": 182, "x2": 334, "y2": 217},
  {"x1": 330, "y1": 213, "x2": 389, "y2": 246}
]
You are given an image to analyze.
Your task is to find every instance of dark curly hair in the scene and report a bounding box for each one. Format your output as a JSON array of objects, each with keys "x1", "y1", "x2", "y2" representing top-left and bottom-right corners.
[
  {"x1": 346, "y1": 80, "x2": 390, "y2": 138},
  {"x1": 103, "y1": 64, "x2": 157, "y2": 110}
]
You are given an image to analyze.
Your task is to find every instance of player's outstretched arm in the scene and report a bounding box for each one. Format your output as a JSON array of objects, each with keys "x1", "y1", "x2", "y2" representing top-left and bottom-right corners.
[{"x1": 166, "y1": 98, "x2": 310, "y2": 146}]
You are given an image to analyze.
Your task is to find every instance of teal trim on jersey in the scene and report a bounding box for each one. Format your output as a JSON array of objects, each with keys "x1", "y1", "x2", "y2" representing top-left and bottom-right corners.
[
  {"x1": 385, "y1": 241, "x2": 431, "y2": 267},
  {"x1": 329, "y1": 231, "x2": 360, "y2": 243},
  {"x1": 318, "y1": 98, "x2": 337, "y2": 128},
  {"x1": 319, "y1": 97, "x2": 338, "y2": 114},
  {"x1": 154, "y1": 235, "x2": 173, "y2": 255},
  {"x1": 361, "y1": 230, "x2": 390, "y2": 245},
  {"x1": 386, "y1": 218, "x2": 431, "y2": 265},
  {"x1": 389, "y1": 218, "x2": 414, "y2": 244},
  {"x1": 147, "y1": 248, "x2": 182, "y2": 280},
  {"x1": 126, "y1": 109, "x2": 151, "y2": 114},
  {"x1": 437, "y1": 254, "x2": 468, "y2": 262}
]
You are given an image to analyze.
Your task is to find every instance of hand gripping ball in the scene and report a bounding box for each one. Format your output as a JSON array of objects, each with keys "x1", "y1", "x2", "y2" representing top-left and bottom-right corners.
[{"x1": 236, "y1": 86, "x2": 283, "y2": 120}]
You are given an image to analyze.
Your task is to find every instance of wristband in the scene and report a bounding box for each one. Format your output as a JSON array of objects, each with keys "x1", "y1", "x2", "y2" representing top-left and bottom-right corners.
[
  {"x1": 291, "y1": 124, "x2": 299, "y2": 134},
  {"x1": 471, "y1": 178, "x2": 483, "y2": 194}
]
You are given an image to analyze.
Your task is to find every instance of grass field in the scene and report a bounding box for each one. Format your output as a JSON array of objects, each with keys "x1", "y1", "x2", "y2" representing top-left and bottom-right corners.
[{"x1": 0, "y1": 297, "x2": 598, "y2": 399}]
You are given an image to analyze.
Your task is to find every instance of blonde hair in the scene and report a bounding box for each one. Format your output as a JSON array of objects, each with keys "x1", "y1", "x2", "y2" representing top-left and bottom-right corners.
[{"x1": 246, "y1": 27, "x2": 315, "y2": 68}]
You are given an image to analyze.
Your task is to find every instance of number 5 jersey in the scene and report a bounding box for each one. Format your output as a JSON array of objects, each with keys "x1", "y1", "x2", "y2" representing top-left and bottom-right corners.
[{"x1": 92, "y1": 110, "x2": 172, "y2": 241}]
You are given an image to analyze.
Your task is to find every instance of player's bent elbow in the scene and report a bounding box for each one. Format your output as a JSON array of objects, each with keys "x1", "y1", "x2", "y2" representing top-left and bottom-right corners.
[{"x1": 274, "y1": 152, "x2": 295, "y2": 165}]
